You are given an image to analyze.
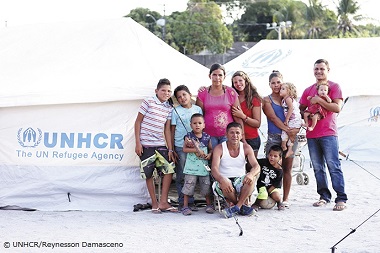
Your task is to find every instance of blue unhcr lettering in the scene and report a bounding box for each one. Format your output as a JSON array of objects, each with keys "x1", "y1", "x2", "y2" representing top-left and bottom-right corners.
[
  {"x1": 43, "y1": 132, "x2": 124, "y2": 149},
  {"x1": 91, "y1": 152, "x2": 124, "y2": 161}
]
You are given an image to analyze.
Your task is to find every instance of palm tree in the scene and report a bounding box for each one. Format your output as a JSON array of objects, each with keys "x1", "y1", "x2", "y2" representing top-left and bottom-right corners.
[
  {"x1": 302, "y1": 0, "x2": 325, "y2": 39},
  {"x1": 335, "y1": 0, "x2": 363, "y2": 37}
]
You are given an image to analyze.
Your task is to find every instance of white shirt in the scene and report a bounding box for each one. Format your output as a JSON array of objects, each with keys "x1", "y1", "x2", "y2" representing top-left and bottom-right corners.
[{"x1": 219, "y1": 141, "x2": 246, "y2": 178}]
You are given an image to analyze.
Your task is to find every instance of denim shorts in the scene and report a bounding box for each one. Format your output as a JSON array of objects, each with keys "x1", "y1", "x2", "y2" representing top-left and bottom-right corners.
[
  {"x1": 210, "y1": 136, "x2": 227, "y2": 149},
  {"x1": 246, "y1": 136, "x2": 261, "y2": 152},
  {"x1": 265, "y1": 133, "x2": 298, "y2": 158}
]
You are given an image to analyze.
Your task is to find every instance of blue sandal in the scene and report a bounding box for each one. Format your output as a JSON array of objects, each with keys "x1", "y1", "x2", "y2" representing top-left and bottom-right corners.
[{"x1": 181, "y1": 207, "x2": 192, "y2": 216}]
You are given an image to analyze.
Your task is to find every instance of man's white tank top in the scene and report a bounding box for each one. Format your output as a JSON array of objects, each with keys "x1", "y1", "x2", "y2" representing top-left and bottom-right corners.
[{"x1": 219, "y1": 141, "x2": 246, "y2": 178}]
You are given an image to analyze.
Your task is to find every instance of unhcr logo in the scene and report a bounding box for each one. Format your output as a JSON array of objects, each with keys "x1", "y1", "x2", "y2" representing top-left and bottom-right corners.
[
  {"x1": 369, "y1": 106, "x2": 380, "y2": 122},
  {"x1": 241, "y1": 49, "x2": 292, "y2": 69},
  {"x1": 17, "y1": 127, "x2": 124, "y2": 149},
  {"x1": 17, "y1": 127, "x2": 42, "y2": 147}
]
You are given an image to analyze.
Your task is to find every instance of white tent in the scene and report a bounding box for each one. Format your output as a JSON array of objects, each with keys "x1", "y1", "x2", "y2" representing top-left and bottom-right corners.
[
  {"x1": 224, "y1": 38, "x2": 380, "y2": 97},
  {"x1": 225, "y1": 38, "x2": 380, "y2": 162},
  {"x1": 0, "y1": 18, "x2": 209, "y2": 211}
]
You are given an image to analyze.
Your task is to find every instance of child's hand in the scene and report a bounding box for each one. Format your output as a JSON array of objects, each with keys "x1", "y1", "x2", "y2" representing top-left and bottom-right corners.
[
  {"x1": 168, "y1": 151, "x2": 175, "y2": 163},
  {"x1": 185, "y1": 137, "x2": 194, "y2": 148},
  {"x1": 321, "y1": 94, "x2": 332, "y2": 103},
  {"x1": 196, "y1": 150, "x2": 206, "y2": 158},
  {"x1": 284, "y1": 121, "x2": 288, "y2": 126},
  {"x1": 172, "y1": 150, "x2": 179, "y2": 164},
  {"x1": 307, "y1": 96, "x2": 312, "y2": 100},
  {"x1": 204, "y1": 153, "x2": 212, "y2": 160},
  {"x1": 135, "y1": 144, "x2": 143, "y2": 156}
]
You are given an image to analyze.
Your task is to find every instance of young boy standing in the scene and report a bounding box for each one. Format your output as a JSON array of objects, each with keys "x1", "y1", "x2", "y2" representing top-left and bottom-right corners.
[
  {"x1": 181, "y1": 113, "x2": 214, "y2": 215},
  {"x1": 134, "y1": 78, "x2": 177, "y2": 214},
  {"x1": 253, "y1": 145, "x2": 285, "y2": 211},
  {"x1": 171, "y1": 85, "x2": 203, "y2": 209}
]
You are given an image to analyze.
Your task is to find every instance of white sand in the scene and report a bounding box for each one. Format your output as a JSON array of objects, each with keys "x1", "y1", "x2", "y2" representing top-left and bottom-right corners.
[{"x1": 0, "y1": 160, "x2": 379, "y2": 253}]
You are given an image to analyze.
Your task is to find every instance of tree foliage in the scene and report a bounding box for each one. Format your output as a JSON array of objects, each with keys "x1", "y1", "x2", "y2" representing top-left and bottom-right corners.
[
  {"x1": 171, "y1": 0, "x2": 233, "y2": 54},
  {"x1": 125, "y1": 0, "x2": 380, "y2": 54},
  {"x1": 125, "y1": 8, "x2": 162, "y2": 37},
  {"x1": 335, "y1": 0, "x2": 363, "y2": 37},
  {"x1": 126, "y1": 0, "x2": 233, "y2": 54}
]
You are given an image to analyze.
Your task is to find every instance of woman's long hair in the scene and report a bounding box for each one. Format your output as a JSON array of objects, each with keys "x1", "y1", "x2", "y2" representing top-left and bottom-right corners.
[{"x1": 231, "y1": 71, "x2": 262, "y2": 109}]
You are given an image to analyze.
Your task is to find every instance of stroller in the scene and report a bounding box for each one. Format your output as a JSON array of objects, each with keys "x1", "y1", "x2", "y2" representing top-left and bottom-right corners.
[{"x1": 291, "y1": 131, "x2": 310, "y2": 185}]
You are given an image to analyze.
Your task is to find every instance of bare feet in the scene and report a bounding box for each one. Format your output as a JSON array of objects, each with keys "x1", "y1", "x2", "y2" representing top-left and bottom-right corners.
[{"x1": 308, "y1": 127, "x2": 314, "y2": 131}]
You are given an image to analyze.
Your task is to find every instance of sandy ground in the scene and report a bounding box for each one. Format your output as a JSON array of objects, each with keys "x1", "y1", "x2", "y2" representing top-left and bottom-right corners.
[{"x1": 0, "y1": 160, "x2": 379, "y2": 253}]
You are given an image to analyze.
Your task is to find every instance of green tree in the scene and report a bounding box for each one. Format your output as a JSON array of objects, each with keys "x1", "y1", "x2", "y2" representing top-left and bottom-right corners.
[
  {"x1": 235, "y1": 1, "x2": 272, "y2": 42},
  {"x1": 301, "y1": 0, "x2": 326, "y2": 38},
  {"x1": 125, "y1": 8, "x2": 178, "y2": 49},
  {"x1": 232, "y1": 0, "x2": 306, "y2": 41},
  {"x1": 171, "y1": 0, "x2": 233, "y2": 54},
  {"x1": 335, "y1": 0, "x2": 363, "y2": 37},
  {"x1": 125, "y1": 8, "x2": 162, "y2": 37},
  {"x1": 267, "y1": 0, "x2": 306, "y2": 40}
]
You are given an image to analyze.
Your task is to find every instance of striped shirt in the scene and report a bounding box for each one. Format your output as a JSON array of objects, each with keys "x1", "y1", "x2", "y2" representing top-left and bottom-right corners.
[{"x1": 139, "y1": 95, "x2": 173, "y2": 147}]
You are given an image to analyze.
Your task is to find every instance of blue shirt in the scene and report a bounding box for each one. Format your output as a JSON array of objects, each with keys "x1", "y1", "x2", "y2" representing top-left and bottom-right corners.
[
  {"x1": 171, "y1": 104, "x2": 203, "y2": 147},
  {"x1": 267, "y1": 95, "x2": 285, "y2": 135}
]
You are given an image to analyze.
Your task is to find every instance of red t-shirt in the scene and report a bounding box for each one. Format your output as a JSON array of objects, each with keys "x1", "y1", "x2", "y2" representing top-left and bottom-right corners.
[{"x1": 240, "y1": 97, "x2": 261, "y2": 139}]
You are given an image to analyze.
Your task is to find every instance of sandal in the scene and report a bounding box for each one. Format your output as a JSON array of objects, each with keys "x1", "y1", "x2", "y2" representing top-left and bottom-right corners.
[
  {"x1": 161, "y1": 206, "x2": 178, "y2": 213},
  {"x1": 333, "y1": 202, "x2": 347, "y2": 211},
  {"x1": 151, "y1": 208, "x2": 162, "y2": 214},
  {"x1": 189, "y1": 203, "x2": 199, "y2": 211},
  {"x1": 277, "y1": 202, "x2": 285, "y2": 211},
  {"x1": 282, "y1": 201, "x2": 290, "y2": 208},
  {"x1": 313, "y1": 199, "x2": 327, "y2": 207},
  {"x1": 133, "y1": 203, "x2": 143, "y2": 212},
  {"x1": 181, "y1": 207, "x2": 192, "y2": 216},
  {"x1": 251, "y1": 204, "x2": 259, "y2": 212},
  {"x1": 205, "y1": 205, "x2": 215, "y2": 214}
]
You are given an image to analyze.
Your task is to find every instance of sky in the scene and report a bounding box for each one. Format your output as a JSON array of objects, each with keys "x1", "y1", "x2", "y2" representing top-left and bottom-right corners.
[{"x1": 0, "y1": 0, "x2": 379, "y2": 28}]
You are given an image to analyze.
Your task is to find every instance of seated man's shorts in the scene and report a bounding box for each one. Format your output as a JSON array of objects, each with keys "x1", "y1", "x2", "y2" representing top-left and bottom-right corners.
[
  {"x1": 212, "y1": 175, "x2": 245, "y2": 199},
  {"x1": 257, "y1": 186, "x2": 280, "y2": 200},
  {"x1": 139, "y1": 146, "x2": 175, "y2": 179},
  {"x1": 181, "y1": 174, "x2": 211, "y2": 196}
]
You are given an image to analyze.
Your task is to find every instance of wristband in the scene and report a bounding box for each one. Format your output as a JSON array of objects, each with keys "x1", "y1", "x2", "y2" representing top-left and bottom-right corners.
[
  {"x1": 168, "y1": 149, "x2": 174, "y2": 153},
  {"x1": 244, "y1": 116, "x2": 249, "y2": 123}
]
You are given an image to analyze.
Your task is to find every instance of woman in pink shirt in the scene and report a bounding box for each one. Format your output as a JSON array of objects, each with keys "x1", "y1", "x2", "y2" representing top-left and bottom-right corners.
[{"x1": 196, "y1": 63, "x2": 245, "y2": 148}]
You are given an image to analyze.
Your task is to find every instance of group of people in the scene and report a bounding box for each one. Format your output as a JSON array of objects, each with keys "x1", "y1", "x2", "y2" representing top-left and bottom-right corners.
[{"x1": 134, "y1": 58, "x2": 348, "y2": 218}]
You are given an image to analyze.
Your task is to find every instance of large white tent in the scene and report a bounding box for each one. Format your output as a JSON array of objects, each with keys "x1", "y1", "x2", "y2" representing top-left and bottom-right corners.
[
  {"x1": 0, "y1": 18, "x2": 209, "y2": 211},
  {"x1": 225, "y1": 38, "x2": 380, "y2": 162}
]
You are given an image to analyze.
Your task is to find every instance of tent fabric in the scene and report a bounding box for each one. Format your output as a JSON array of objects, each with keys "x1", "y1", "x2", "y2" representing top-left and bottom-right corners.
[
  {"x1": 225, "y1": 38, "x2": 380, "y2": 162},
  {"x1": 337, "y1": 95, "x2": 380, "y2": 162},
  {"x1": 0, "y1": 18, "x2": 209, "y2": 108},
  {"x1": 0, "y1": 18, "x2": 209, "y2": 211},
  {"x1": 0, "y1": 101, "x2": 149, "y2": 211},
  {"x1": 224, "y1": 38, "x2": 380, "y2": 97}
]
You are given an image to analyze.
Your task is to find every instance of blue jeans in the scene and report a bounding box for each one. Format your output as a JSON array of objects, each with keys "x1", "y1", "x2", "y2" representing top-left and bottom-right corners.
[
  {"x1": 174, "y1": 146, "x2": 194, "y2": 205},
  {"x1": 210, "y1": 136, "x2": 227, "y2": 149},
  {"x1": 307, "y1": 136, "x2": 347, "y2": 203}
]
